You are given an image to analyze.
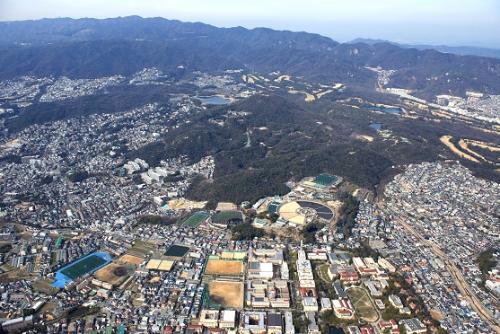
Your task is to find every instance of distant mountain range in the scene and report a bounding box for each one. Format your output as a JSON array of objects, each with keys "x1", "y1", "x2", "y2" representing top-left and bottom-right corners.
[
  {"x1": 0, "y1": 16, "x2": 499, "y2": 99},
  {"x1": 349, "y1": 38, "x2": 500, "y2": 59}
]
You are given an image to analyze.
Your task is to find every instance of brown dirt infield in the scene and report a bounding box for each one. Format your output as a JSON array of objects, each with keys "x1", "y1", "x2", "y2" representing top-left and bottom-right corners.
[
  {"x1": 205, "y1": 259, "x2": 244, "y2": 276},
  {"x1": 208, "y1": 280, "x2": 244, "y2": 309},
  {"x1": 94, "y1": 263, "x2": 133, "y2": 287}
]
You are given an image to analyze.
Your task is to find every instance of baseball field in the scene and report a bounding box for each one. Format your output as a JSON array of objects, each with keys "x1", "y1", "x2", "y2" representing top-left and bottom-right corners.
[{"x1": 94, "y1": 263, "x2": 134, "y2": 287}]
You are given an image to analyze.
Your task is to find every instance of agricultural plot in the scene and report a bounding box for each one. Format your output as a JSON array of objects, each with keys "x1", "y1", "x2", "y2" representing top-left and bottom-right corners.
[
  {"x1": 347, "y1": 287, "x2": 379, "y2": 322},
  {"x1": 31, "y1": 279, "x2": 59, "y2": 295}
]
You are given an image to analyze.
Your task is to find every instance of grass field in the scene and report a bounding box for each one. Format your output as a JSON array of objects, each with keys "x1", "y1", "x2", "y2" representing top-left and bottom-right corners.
[
  {"x1": 182, "y1": 211, "x2": 209, "y2": 228},
  {"x1": 32, "y1": 279, "x2": 59, "y2": 295},
  {"x1": 205, "y1": 259, "x2": 244, "y2": 276},
  {"x1": 211, "y1": 211, "x2": 243, "y2": 225},
  {"x1": 207, "y1": 280, "x2": 244, "y2": 309},
  {"x1": 127, "y1": 240, "x2": 157, "y2": 257},
  {"x1": 0, "y1": 267, "x2": 34, "y2": 284},
  {"x1": 347, "y1": 287, "x2": 379, "y2": 322},
  {"x1": 61, "y1": 255, "x2": 107, "y2": 279}
]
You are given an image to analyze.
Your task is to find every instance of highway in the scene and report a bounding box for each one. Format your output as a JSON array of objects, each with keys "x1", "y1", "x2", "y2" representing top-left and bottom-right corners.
[{"x1": 396, "y1": 218, "x2": 500, "y2": 332}]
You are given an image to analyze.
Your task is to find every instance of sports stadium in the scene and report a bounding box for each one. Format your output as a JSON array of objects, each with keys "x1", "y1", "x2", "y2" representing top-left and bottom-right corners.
[
  {"x1": 278, "y1": 200, "x2": 334, "y2": 226},
  {"x1": 52, "y1": 251, "x2": 112, "y2": 288}
]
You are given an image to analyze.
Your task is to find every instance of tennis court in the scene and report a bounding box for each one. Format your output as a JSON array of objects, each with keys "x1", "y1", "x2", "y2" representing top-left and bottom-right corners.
[{"x1": 165, "y1": 244, "x2": 190, "y2": 257}]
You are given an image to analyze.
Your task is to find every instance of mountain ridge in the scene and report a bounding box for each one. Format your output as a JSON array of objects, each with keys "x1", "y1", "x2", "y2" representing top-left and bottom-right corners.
[
  {"x1": 0, "y1": 16, "x2": 499, "y2": 99},
  {"x1": 349, "y1": 38, "x2": 500, "y2": 59}
]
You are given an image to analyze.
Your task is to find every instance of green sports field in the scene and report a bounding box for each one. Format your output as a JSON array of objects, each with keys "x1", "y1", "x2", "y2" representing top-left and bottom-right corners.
[
  {"x1": 211, "y1": 211, "x2": 243, "y2": 225},
  {"x1": 182, "y1": 211, "x2": 209, "y2": 228},
  {"x1": 61, "y1": 255, "x2": 107, "y2": 279}
]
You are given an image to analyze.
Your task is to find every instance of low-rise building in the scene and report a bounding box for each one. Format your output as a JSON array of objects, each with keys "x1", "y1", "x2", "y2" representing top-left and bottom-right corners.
[
  {"x1": 199, "y1": 309, "x2": 219, "y2": 328},
  {"x1": 302, "y1": 297, "x2": 319, "y2": 312},
  {"x1": 388, "y1": 294, "x2": 404, "y2": 309},
  {"x1": 400, "y1": 318, "x2": 427, "y2": 334},
  {"x1": 239, "y1": 312, "x2": 266, "y2": 334},
  {"x1": 220, "y1": 310, "x2": 237, "y2": 329},
  {"x1": 320, "y1": 297, "x2": 332, "y2": 311},
  {"x1": 284, "y1": 311, "x2": 295, "y2": 334},
  {"x1": 332, "y1": 298, "x2": 355, "y2": 319},
  {"x1": 267, "y1": 313, "x2": 283, "y2": 334}
]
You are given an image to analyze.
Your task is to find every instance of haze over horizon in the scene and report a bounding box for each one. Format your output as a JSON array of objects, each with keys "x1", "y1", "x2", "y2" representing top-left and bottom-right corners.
[{"x1": 0, "y1": 0, "x2": 499, "y2": 48}]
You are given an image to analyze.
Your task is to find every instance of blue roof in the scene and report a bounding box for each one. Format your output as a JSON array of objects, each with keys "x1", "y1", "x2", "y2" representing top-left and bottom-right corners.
[
  {"x1": 52, "y1": 251, "x2": 112, "y2": 288},
  {"x1": 268, "y1": 201, "x2": 281, "y2": 214},
  {"x1": 117, "y1": 324, "x2": 126, "y2": 334}
]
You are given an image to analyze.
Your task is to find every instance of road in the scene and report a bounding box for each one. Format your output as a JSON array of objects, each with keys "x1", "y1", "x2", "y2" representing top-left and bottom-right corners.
[{"x1": 396, "y1": 218, "x2": 500, "y2": 332}]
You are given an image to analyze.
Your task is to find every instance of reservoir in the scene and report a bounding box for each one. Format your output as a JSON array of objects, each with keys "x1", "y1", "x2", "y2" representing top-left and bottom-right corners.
[
  {"x1": 369, "y1": 122, "x2": 383, "y2": 131},
  {"x1": 196, "y1": 95, "x2": 232, "y2": 105},
  {"x1": 366, "y1": 105, "x2": 402, "y2": 114}
]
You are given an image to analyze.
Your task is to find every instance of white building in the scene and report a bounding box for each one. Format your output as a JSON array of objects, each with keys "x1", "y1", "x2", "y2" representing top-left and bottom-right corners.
[
  {"x1": 219, "y1": 310, "x2": 236, "y2": 328},
  {"x1": 302, "y1": 297, "x2": 319, "y2": 312}
]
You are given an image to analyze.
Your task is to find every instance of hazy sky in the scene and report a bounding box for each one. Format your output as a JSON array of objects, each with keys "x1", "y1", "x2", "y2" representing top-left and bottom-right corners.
[{"x1": 1, "y1": 0, "x2": 499, "y2": 47}]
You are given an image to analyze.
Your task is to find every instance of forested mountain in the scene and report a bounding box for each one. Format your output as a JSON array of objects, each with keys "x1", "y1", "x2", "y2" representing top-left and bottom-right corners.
[{"x1": 1, "y1": 16, "x2": 500, "y2": 98}]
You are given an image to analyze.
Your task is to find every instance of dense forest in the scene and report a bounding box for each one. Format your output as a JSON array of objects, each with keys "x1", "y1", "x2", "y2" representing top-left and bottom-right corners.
[
  {"x1": 230, "y1": 223, "x2": 264, "y2": 241},
  {"x1": 477, "y1": 248, "x2": 498, "y2": 276},
  {"x1": 126, "y1": 93, "x2": 499, "y2": 204},
  {"x1": 335, "y1": 193, "x2": 360, "y2": 238}
]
